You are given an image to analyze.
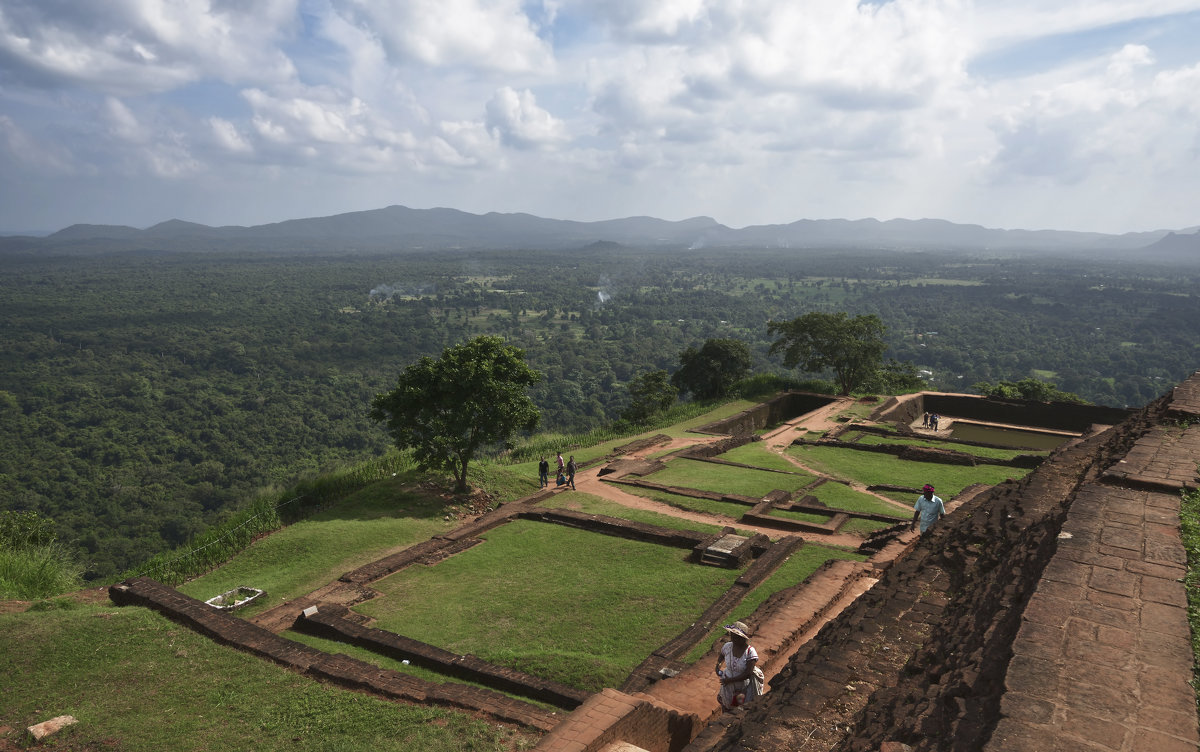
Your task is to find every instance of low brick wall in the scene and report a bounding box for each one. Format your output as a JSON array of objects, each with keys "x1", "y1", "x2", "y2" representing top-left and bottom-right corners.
[
  {"x1": 793, "y1": 435, "x2": 1045, "y2": 469},
  {"x1": 517, "y1": 508, "x2": 715, "y2": 549},
  {"x1": 696, "y1": 392, "x2": 837, "y2": 436},
  {"x1": 294, "y1": 605, "x2": 590, "y2": 709},
  {"x1": 537, "y1": 689, "x2": 700, "y2": 752},
  {"x1": 877, "y1": 393, "x2": 1132, "y2": 433},
  {"x1": 108, "y1": 577, "x2": 560, "y2": 731}
]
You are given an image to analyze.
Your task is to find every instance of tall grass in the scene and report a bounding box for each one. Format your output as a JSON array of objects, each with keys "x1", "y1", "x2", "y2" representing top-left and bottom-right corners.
[
  {"x1": 0, "y1": 543, "x2": 84, "y2": 599},
  {"x1": 1180, "y1": 486, "x2": 1200, "y2": 712},
  {"x1": 127, "y1": 452, "x2": 414, "y2": 586}
]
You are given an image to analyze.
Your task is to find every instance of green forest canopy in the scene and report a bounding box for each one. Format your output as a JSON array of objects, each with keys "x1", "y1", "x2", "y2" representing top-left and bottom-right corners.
[{"x1": 1, "y1": 245, "x2": 1198, "y2": 580}]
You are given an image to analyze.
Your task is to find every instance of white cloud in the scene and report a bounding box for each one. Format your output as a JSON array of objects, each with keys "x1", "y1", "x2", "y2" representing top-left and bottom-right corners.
[
  {"x1": 330, "y1": 0, "x2": 554, "y2": 74},
  {"x1": 485, "y1": 87, "x2": 568, "y2": 149},
  {"x1": 209, "y1": 117, "x2": 252, "y2": 154},
  {"x1": 0, "y1": 0, "x2": 299, "y2": 95}
]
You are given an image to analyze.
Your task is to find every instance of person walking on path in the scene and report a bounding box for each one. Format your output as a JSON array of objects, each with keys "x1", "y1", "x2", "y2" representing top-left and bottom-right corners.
[
  {"x1": 716, "y1": 621, "x2": 765, "y2": 711},
  {"x1": 566, "y1": 456, "x2": 577, "y2": 490},
  {"x1": 556, "y1": 452, "x2": 565, "y2": 474},
  {"x1": 538, "y1": 457, "x2": 549, "y2": 488},
  {"x1": 911, "y1": 484, "x2": 946, "y2": 535}
]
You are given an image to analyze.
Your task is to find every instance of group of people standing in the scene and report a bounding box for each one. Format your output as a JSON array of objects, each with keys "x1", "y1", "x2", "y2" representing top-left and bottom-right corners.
[
  {"x1": 538, "y1": 452, "x2": 576, "y2": 489},
  {"x1": 921, "y1": 411, "x2": 941, "y2": 430}
]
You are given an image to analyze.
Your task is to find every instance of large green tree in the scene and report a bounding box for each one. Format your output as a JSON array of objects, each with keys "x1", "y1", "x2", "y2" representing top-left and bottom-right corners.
[
  {"x1": 371, "y1": 336, "x2": 541, "y2": 492},
  {"x1": 767, "y1": 312, "x2": 887, "y2": 395},
  {"x1": 671, "y1": 338, "x2": 753, "y2": 399},
  {"x1": 622, "y1": 369, "x2": 677, "y2": 423}
]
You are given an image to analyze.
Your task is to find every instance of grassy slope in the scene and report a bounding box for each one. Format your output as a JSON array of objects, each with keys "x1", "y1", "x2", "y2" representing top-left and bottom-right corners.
[
  {"x1": 177, "y1": 480, "x2": 457, "y2": 617},
  {"x1": 0, "y1": 601, "x2": 537, "y2": 752}
]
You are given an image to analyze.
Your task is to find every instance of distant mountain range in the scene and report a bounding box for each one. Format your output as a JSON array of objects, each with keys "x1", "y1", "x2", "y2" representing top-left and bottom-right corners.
[{"x1": 2, "y1": 205, "x2": 1198, "y2": 261}]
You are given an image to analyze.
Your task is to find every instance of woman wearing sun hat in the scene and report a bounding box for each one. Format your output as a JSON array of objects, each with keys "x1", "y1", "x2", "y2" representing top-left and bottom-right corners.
[{"x1": 715, "y1": 621, "x2": 765, "y2": 710}]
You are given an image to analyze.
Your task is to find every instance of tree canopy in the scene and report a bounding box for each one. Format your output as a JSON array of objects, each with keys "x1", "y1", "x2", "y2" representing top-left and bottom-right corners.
[
  {"x1": 670, "y1": 338, "x2": 753, "y2": 399},
  {"x1": 972, "y1": 377, "x2": 1088, "y2": 404},
  {"x1": 622, "y1": 369, "x2": 677, "y2": 423},
  {"x1": 371, "y1": 336, "x2": 541, "y2": 492},
  {"x1": 767, "y1": 312, "x2": 887, "y2": 395}
]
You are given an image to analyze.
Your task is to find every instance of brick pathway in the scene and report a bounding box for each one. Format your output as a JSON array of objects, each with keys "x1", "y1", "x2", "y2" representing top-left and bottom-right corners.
[{"x1": 987, "y1": 474, "x2": 1198, "y2": 750}]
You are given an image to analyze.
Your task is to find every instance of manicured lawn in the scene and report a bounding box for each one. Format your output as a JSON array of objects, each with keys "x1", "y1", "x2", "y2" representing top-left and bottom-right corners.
[
  {"x1": 684, "y1": 543, "x2": 866, "y2": 661},
  {"x1": 643, "y1": 458, "x2": 813, "y2": 498},
  {"x1": 717, "y1": 442, "x2": 809, "y2": 472},
  {"x1": 855, "y1": 434, "x2": 1044, "y2": 461},
  {"x1": 542, "y1": 491, "x2": 730, "y2": 535},
  {"x1": 616, "y1": 485, "x2": 758, "y2": 521},
  {"x1": 786, "y1": 445, "x2": 1029, "y2": 499},
  {"x1": 178, "y1": 480, "x2": 456, "y2": 617},
  {"x1": 355, "y1": 520, "x2": 743, "y2": 692},
  {"x1": 805, "y1": 481, "x2": 910, "y2": 518},
  {"x1": 767, "y1": 508, "x2": 833, "y2": 524},
  {"x1": 0, "y1": 603, "x2": 537, "y2": 752}
]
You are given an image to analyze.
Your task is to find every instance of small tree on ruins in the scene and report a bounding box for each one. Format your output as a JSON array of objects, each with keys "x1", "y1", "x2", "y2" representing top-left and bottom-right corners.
[{"x1": 371, "y1": 336, "x2": 541, "y2": 493}]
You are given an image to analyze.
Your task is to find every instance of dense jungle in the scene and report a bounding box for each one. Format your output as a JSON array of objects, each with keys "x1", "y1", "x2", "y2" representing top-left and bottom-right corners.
[{"x1": 2, "y1": 245, "x2": 1198, "y2": 581}]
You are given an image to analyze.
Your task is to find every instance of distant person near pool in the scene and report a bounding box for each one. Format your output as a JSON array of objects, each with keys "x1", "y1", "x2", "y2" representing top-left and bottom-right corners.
[{"x1": 911, "y1": 484, "x2": 946, "y2": 535}]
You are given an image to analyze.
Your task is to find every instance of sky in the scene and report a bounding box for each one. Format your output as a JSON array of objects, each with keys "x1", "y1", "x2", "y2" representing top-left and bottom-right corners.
[{"x1": 2, "y1": 1, "x2": 1199, "y2": 235}]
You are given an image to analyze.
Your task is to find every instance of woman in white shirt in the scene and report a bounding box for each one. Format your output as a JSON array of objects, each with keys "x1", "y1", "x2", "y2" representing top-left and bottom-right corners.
[{"x1": 716, "y1": 621, "x2": 765, "y2": 710}]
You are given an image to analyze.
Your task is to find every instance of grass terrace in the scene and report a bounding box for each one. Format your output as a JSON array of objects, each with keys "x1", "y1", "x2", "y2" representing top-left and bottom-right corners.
[
  {"x1": 641, "y1": 458, "x2": 813, "y2": 498},
  {"x1": 178, "y1": 480, "x2": 457, "y2": 618},
  {"x1": 614, "y1": 485, "x2": 758, "y2": 521},
  {"x1": 0, "y1": 603, "x2": 537, "y2": 752},
  {"x1": 353, "y1": 519, "x2": 743, "y2": 692},
  {"x1": 850, "y1": 433, "x2": 1046, "y2": 461},
  {"x1": 787, "y1": 444, "x2": 1030, "y2": 501}
]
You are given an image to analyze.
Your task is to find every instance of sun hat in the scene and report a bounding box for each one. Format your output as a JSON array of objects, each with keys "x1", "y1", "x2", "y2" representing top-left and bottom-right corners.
[{"x1": 724, "y1": 621, "x2": 751, "y2": 639}]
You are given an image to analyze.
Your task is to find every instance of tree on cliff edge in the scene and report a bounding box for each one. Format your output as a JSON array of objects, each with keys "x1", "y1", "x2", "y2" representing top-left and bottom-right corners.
[{"x1": 371, "y1": 336, "x2": 541, "y2": 493}]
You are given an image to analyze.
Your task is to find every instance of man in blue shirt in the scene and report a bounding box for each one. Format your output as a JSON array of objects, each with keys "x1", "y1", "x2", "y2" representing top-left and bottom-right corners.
[{"x1": 911, "y1": 484, "x2": 946, "y2": 534}]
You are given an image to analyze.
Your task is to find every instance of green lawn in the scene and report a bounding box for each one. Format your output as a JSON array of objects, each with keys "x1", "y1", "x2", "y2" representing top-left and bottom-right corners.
[
  {"x1": 0, "y1": 603, "x2": 537, "y2": 752},
  {"x1": 787, "y1": 445, "x2": 1028, "y2": 499},
  {"x1": 355, "y1": 520, "x2": 743, "y2": 692},
  {"x1": 178, "y1": 480, "x2": 457, "y2": 617},
  {"x1": 805, "y1": 481, "x2": 912, "y2": 518},
  {"x1": 716, "y1": 442, "x2": 809, "y2": 472},
  {"x1": 684, "y1": 543, "x2": 866, "y2": 661},
  {"x1": 616, "y1": 485, "x2": 759, "y2": 521},
  {"x1": 542, "y1": 491, "x2": 731, "y2": 535},
  {"x1": 855, "y1": 434, "x2": 1044, "y2": 461},
  {"x1": 643, "y1": 458, "x2": 813, "y2": 498}
]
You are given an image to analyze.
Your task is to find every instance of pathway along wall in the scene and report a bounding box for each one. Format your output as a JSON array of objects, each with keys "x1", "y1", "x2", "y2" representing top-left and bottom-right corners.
[{"x1": 694, "y1": 377, "x2": 1199, "y2": 752}]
